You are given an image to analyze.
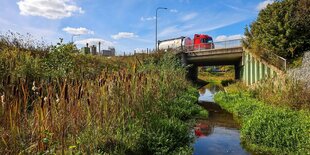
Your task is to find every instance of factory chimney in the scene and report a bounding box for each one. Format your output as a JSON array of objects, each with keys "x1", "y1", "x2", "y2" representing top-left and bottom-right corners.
[{"x1": 98, "y1": 41, "x2": 101, "y2": 54}]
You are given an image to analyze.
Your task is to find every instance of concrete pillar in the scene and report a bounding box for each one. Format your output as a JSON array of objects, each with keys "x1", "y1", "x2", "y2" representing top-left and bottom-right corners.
[
  {"x1": 235, "y1": 64, "x2": 240, "y2": 80},
  {"x1": 234, "y1": 59, "x2": 242, "y2": 80},
  {"x1": 180, "y1": 52, "x2": 188, "y2": 67},
  {"x1": 187, "y1": 65, "x2": 198, "y2": 81}
]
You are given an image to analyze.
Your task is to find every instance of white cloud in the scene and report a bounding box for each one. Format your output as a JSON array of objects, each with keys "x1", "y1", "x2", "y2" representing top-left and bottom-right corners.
[
  {"x1": 62, "y1": 27, "x2": 94, "y2": 35},
  {"x1": 75, "y1": 38, "x2": 114, "y2": 48},
  {"x1": 17, "y1": 0, "x2": 84, "y2": 19},
  {"x1": 158, "y1": 26, "x2": 180, "y2": 37},
  {"x1": 140, "y1": 16, "x2": 156, "y2": 21},
  {"x1": 170, "y1": 9, "x2": 178, "y2": 13},
  {"x1": 182, "y1": 12, "x2": 198, "y2": 21},
  {"x1": 111, "y1": 32, "x2": 138, "y2": 40},
  {"x1": 215, "y1": 34, "x2": 244, "y2": 42},
  {"x1": 256, "y1": 0, "x2": 274, "y2": 11}
]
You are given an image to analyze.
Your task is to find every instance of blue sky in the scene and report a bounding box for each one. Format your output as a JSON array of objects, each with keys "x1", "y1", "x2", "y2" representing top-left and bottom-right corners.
[{"x1": 0, "y1": 0, "x2": 274, "y2": 54}]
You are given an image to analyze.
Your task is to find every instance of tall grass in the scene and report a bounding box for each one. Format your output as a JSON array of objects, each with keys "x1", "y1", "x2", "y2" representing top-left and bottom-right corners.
[
  {"x1": 0, "y1": 33, "x2": 205, "y2": 154},
  {"x1": 251, "y1": 76, "x2": 310, "y2": 109}
]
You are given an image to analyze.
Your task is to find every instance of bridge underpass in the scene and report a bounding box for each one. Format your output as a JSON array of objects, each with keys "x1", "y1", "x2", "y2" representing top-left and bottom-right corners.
[{"x1": 180, "y1": 39, "x2": 286, "y2": 85}]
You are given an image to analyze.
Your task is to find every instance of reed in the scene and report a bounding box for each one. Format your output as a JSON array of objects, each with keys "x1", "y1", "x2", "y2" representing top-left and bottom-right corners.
[{"x1": 0, "y1": 33, "x2": 205, "y2": 154}]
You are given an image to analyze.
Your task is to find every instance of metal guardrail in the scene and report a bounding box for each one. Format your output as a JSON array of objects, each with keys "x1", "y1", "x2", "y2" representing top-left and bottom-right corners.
[
  {"x1": 261, "y1": 52, "x2": 287, "y2": 71},
  {"x1": 185, "y1": 39, "x2": 242, "y2": 52}
]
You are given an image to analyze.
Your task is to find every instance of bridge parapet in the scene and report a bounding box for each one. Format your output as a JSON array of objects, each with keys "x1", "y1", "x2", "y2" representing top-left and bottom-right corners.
[{"x1": 185, "y1": 39, "x2": 242, "y2": 52}]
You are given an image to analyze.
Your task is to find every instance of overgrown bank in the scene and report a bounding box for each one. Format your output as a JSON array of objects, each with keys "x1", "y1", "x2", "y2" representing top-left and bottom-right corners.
[
  {"x1": 214, "y1": 89, "x2": 310, "y2": 154},
  {"x1": 0, "y1": 35, "x2": 206, "y2": 154}
]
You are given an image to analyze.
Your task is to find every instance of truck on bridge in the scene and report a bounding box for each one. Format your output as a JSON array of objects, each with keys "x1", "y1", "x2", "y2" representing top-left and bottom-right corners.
[{"x1": 158, "y1": 34, "x2": 214, "y2": 51}]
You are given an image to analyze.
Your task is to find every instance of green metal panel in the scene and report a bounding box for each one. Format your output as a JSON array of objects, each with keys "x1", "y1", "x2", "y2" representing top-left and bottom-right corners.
[
  {"x1": 267, "y1": 67, "x2": 271, "y2": 77},
  {"x1": 255, "y1": 60, "x2": 260, "y2": 82},
  {"x1": 247, "y1": 53, "x2": 251, "y2": 85},
  {"x1": 261, "y1": 63, "x2": 265, "y2": 80},
  {"x1": 242, "y1": 53, "x2": 246, "y2": 82},
  {"x1": 242, "y1": 51, "x2": 281, "y2": 85},
  {"x1": 254, "y1": 59, "x2": 257, "y2": 83},
  {"x1": 273, "y1": 71, "x2": 277, "y2": 77},
  {"x1": 252, "y1": 56, "x2": 255, "y2": 84},
  {"x1": 259, "y1": 61, "x2": 263, "y2": 81}
]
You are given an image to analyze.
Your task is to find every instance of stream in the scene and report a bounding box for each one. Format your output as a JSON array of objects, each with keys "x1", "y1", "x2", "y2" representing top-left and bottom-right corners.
[{"x1": 193, "y1": 84, "x2": 250, "y2": 155}]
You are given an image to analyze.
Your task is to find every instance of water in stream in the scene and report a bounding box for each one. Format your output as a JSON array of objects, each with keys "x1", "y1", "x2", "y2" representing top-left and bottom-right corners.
[{"x1": 193, "y1": 84, "x2": 250, "y2": 155}]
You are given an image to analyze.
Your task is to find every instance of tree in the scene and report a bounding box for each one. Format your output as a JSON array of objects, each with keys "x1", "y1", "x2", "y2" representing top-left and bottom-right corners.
[
  {"x1": 43, "y1": 41, "x2": 78, "y2": 79},
  {"x1": 244, "y1": 0, "x2": 310, "y2": 60}
]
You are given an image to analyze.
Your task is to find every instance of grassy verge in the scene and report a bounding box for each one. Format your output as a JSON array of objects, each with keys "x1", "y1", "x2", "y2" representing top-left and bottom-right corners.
[{"x1": 214, "y1": 88, "x2": 310, "y2": 154}]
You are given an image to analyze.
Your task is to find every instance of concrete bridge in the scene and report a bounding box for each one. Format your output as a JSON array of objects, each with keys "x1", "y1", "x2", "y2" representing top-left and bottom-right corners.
[{"x1": 180, "y1": 39, "x2": 286, "y2": 85}]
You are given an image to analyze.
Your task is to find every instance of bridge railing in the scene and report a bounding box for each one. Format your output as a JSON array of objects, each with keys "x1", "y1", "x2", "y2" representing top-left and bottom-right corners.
[
  {"x1": 185, "y1": 39, "x2": 242, "y2": 52},
  {"x1": 261, "y1": 52, "x2": 287, "y2": 71}
]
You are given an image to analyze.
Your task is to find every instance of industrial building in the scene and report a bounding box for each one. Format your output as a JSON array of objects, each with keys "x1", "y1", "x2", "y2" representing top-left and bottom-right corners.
[
  {"x1": 101, "y1": 47, "x2": 116, "y2": 56},
  {"x1": 80, "y1": 42, "x2": 115, "y2": 56}
]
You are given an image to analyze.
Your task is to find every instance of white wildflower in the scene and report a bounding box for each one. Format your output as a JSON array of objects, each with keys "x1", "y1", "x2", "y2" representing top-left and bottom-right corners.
[
  {"x1": 32, "y1": 81, "x2": 37, "y2": 91},
  {"x1": 44, "y1": 96, "x2": 48, "y2": 102},
  {"x1": 56, "y1": 94, "x2": 60, "y2": 103},
  {"x1": 1, "y1": 93, "x2": 5, "y2": 109}
]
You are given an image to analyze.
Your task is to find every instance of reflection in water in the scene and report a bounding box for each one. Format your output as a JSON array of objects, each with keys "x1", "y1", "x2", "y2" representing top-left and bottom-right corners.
[
  {"x1": 194, "y1": 84, "x2": 250, "y2": 155},
  {"x1": 198, "y1": 84, "x2": 222, "y2": 103}
]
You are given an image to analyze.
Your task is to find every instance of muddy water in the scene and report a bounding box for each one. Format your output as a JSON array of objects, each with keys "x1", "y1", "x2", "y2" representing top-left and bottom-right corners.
[{"x1": 193, "y1": 84, "x2": 250, "y2": 155}]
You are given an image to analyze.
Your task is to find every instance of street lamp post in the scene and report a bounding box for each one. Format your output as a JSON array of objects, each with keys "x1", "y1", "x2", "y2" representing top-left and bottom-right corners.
[
  {"x1": 155, "y1": 7, "x2": 167, "y2": 51},
  {"x1": 71, "y1": 34, "x2": 80, "y2": 43}
]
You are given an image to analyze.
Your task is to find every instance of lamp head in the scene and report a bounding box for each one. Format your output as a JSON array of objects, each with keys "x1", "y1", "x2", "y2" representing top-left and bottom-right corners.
[{"x1": 157, "y1": 7, "x2": 168, "y2": 10}]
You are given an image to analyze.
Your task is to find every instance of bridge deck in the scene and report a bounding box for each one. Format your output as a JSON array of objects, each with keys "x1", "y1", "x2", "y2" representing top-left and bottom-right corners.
[{"x1": 186, "y1": 46, "x2": 243, "y2": 57}]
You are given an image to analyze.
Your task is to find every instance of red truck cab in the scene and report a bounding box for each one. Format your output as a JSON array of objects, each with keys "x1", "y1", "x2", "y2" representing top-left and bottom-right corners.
[{"x1": 193, "y1": 34, "x2": 214, "y2": 50}]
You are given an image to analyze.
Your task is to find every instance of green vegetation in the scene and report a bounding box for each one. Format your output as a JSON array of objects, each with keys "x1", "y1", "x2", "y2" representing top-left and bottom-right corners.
[
  {"x1": 214, "y1": 83, "x2": 310, "y2": 154},
  {"x1": 244, "y1": 0, "x2": 310, "y2": 62},
  {"x1": 0, "y1": 34, "x2": 206, "y2": 154},
  {"x1": 198, "y1": 66, "x2": 235, "y2": 85}
]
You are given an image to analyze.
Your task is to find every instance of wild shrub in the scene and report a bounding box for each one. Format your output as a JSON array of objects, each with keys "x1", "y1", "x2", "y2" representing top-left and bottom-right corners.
[{"x1": 139, "y1": 117, "x2": 191, "y2": 155}]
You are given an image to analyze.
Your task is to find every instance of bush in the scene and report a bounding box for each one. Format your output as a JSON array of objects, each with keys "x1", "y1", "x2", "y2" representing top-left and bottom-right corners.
[
  {"x1": 244, "y1": 0, "x2": 310, "y2": 60},
  {"x1": 165, "y1": 87, "x2": 207, "y2": 120},
  {"x1": 139, "y1": 117, "x2": 191, "y2": 155}
]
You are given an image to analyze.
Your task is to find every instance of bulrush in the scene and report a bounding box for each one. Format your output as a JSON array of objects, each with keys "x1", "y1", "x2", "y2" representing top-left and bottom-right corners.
[{"x1": 1, "y1": 93, "x2": 5, "y2": 109}]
